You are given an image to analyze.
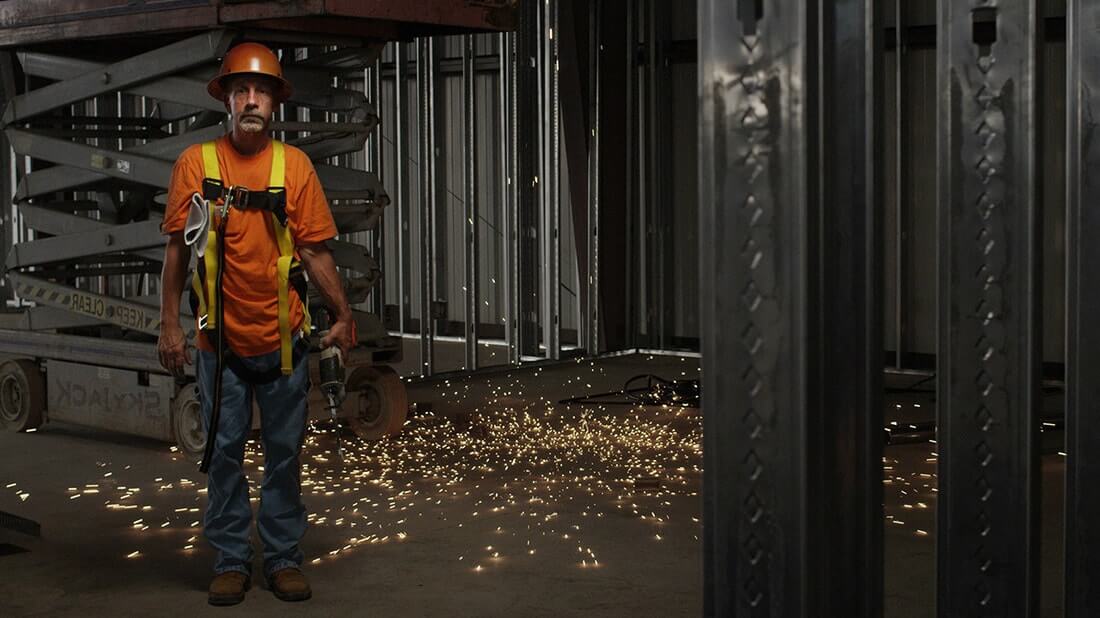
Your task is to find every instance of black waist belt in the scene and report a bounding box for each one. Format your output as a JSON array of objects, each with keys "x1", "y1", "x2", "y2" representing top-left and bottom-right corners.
[{"x1": 202, "y1": 179, "x2": 288, "y2": 226}]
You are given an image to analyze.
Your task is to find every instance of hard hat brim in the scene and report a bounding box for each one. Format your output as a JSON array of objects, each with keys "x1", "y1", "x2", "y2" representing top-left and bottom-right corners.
[{"x1": 207, "y1": 72, "x2": 293, "y2": 103}]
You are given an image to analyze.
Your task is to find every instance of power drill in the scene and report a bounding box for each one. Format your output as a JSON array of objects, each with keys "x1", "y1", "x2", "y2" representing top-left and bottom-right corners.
[{"x1": 314, "y1": 307, "x2": 347, "y2": 458}]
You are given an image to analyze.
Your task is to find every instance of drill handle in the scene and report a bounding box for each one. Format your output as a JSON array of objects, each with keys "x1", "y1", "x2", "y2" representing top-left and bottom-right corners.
[{"x1": 312, "y1": 303, "x2": 334, "y2": 333}]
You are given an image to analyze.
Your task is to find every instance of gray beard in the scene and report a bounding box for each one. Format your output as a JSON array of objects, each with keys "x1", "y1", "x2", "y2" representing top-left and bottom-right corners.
[{"x1": 238, "y1": 118, "x2": 265, "y2": 133}]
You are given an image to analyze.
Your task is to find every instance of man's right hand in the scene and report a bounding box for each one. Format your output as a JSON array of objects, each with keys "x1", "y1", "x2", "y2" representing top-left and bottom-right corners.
[{"x1": 158, "y1": 323, "x2": 192, "y2": 378}]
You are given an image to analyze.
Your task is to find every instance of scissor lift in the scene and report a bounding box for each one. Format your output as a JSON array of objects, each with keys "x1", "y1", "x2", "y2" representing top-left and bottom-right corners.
[{"x1": 0, "y1": 1, "x2": 515, "y2": 459}]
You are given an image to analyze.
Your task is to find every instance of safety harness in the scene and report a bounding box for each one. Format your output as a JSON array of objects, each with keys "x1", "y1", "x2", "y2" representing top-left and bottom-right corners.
[{"x1": 190, "y1": 139, "x2": 312, "y2": 377}]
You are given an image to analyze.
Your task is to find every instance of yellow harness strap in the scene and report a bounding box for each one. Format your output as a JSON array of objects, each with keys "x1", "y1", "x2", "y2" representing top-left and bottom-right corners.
[
  {"x1": 191, "y1": 232, "x2": 219, "y2": 328},
  {"x1": 193, "y1": 140, "x2": 309, "y2": 375},
  {"x1": 270, "y1": 141, "x2": 297, "y2": 375},
  {"x1": 201, "y1": 140, "x2": 220, "y2": 184}
]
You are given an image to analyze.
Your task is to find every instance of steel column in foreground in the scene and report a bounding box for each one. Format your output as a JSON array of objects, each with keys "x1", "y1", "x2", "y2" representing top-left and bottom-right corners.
[
  {"x1": 815, "y1": 0, "x2": 884, "y2": 615},
  {"x1": 936, "y1": 1, "x2": 1040, "y2": 616},
  {"x1": 699, "y1": 0, "x2": 881, "y2": 615},
  {"x1": 1065, "y1": 0, "x2": 1100, "y2": 614},
  {"x1": 700, "y1": 2, "x2": 809, "y2": 610}
]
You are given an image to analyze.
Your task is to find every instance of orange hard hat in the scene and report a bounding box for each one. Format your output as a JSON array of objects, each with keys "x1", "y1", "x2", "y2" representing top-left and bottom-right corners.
[{"x1": 207, "y1": 42, "x2": 293, "y2": 102}]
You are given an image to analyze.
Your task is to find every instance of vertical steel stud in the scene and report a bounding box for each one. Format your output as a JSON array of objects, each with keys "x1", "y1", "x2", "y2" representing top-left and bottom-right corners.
[
  {"x1": 936, "y1": 1, "x2": 1040, "y2": 615},
  {"x1": 538, "y1": 0, "x2": 562, "y2": 360},
  {"x1": 417, "y1": 38, "x2": 435, "y2": 376},
  {"x1": 643, "y1": 0, "x2": 671, "y2": 349},
  {"x1": 395, "y1": 42, "x2": 411, "y2": 336},
  {"x1": 428, "y1": 37, "x2": 446, "y2": 360},
  {"x1": 700, "y1": 0, "x2": 882, "y2": 614},
  {"x1": 371, "y1": 52, "x2": 385, "y2": 319},
  {"x1": 501, "y1": 31, "x2": 521, "y2": 365},
  {"x1": 894, "y1": 0, "x2": 909, "y2": 369},
  {"x1": 463, "y1": 34, "x2": 480, "y2": 371},
  {"x1": 1065, "y1": 0, "x2": 1100, "y2": 614},
  {"x1": 585, "y1": 0, "x2": 601, "y2": 356},
  {"x1": 700, "y1": 0, "x2": 813, "y2": 613},
  {"x1": 815, "y1": 0, "x2": 884, "y2": 615},
  {"x1": 517, "y1": 1, "x2": 542, "y2": 360}
]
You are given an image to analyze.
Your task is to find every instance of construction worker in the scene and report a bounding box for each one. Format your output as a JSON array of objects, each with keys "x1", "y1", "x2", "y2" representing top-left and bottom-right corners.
[{"x1": 156, "y1": 42, "x2": 356, "y2": 606}]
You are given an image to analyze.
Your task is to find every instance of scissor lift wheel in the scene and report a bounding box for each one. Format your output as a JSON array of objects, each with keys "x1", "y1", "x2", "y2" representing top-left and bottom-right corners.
[
  {"x1": 171, "y1": 384, "x2": 206, "y2": 462},
  {"x1": 0, "y1": 359, "x2": 45, "y2": 432},
  {"x1": 347, "y1": 365, "x2": 408, "y2": 440}
]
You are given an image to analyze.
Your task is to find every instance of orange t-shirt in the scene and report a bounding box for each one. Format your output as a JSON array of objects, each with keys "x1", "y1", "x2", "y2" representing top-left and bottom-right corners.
[{"x1": 162, "y1": 135, "x2": 337, "y2": 357}]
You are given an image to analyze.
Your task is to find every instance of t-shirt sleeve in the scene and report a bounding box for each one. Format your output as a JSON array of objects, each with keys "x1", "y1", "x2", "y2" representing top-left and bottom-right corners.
[
  {"x1": 161, "y1": 145, "x2": 204, "y2": 235},
  {"x1": 288, "y1": 154, "x2": 338, "y2": 245}
]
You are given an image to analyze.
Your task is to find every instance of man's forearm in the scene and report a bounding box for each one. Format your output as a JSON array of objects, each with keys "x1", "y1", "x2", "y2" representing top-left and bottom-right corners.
[
  {"x1": 299, "y1": 244, "x2": 351, "y2": 319},
  {"x1": 160, "y1": 233, "x2": 190, "y2": 327}
]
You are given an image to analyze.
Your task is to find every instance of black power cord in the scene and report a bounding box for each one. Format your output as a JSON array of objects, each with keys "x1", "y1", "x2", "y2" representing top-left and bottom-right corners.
[
  {"x1": 558, "y1": 374, "x2": 700, "y2": 408},
  {"x1": 199, "y1": 211, "x2": 228, "y2": 474}
]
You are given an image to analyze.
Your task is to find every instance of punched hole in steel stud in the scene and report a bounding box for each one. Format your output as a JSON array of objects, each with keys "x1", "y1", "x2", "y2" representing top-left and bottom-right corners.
[
  {"x1": 738, "y1": 0, "x2": 763, "y2": 36},
  {"x1": 972, "y1": 8, "x2": 997, "y2": 57}
]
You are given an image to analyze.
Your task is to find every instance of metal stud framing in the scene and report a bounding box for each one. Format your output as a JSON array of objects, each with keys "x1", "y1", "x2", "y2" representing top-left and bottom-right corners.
[
  {"x1": 1065, "y1": 0, "x2": 1100, "y2": 614},
  {"x1": 936, "y1": 1, "x2": 1040, "y2": 615},
  {"x1": 699, "y1": 0, "x2": 881, "y2": 615},
  {"x1": 585, "y1": 0, "x2": 600, "y2": 356},
  {"x1": 893, "y1": 0, "x2": 909, "y2": 369},
  {"x1": 642, "y1": 0, "x2": 672, "y2": 350},
  {"x1": 700, "y1": 1, "x2": 812, "y2": 610},
  {"x1": 416, "y1": 38, "x2": 437, "y2": 376},
  {"x1": 538, "y1": 0, "x2": 562, "y2": 360},
  {"x1": 395, "y1": 41, "x2": 411, "y2": 336},
  {"x1": 501, "y1": 30, "x2": 521, "y2": 365},
  {"x1": 516, "y1": 0, "x2": 542, "y2": 360},
  {"x1": 816, "y1": 0, "x2": 883, "y2": 614},
  {"x1": 353, "y1": 9, "x2": 572, "y2": 373},
  {"x1": 463, "y1": 34, "x2": 480, "y2": 371},
  {"x1": 370, "y1": 54, "x2": 385, "y2": 319},
  {"x1": 428, "y1": 38, "x2": 448, "y2": 365},
  {"x1": 593, "y1": 0, "x2": 631, "y2": 354}
]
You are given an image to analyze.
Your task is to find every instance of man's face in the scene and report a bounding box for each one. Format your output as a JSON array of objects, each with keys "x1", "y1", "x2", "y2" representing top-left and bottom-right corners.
[{"x1": 224, "y1": 75, "x2": 277, "y2": 135}]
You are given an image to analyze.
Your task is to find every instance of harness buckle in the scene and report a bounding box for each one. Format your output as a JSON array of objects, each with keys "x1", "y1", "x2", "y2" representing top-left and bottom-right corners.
[
  {"x1": 227, "y1": 185, "x2": 250, "y2": 210},
  {"x1": 198, "y1": 314, "x2": 208, "y2": 330}
]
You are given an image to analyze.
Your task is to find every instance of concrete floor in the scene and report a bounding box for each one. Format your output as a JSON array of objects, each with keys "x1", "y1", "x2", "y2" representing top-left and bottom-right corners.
[
  {"x1": 0, "y1": 353, "x2": 703, "y2": 617},
  {"x1": 0, "y1": 351, "x2": 1068, "y2": 616}
]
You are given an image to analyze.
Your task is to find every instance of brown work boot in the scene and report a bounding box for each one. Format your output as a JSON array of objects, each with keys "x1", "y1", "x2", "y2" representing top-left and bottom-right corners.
[
  {"x1": 269, "y1": 567, "x2": 312, "y2": 602},
  {"x1": 208, "y1": 571, "x2": 251, "y2": 606}
]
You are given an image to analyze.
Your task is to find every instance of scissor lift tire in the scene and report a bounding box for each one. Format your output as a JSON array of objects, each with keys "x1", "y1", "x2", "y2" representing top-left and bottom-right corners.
[
  {"x1": 171, "y1": 383, "x2": 206, "y2": 462},
  {"x1": 346, "y1": 365, "x2": 407, "y2": 440},
  {"x1": 0, "y1": 359, "x2": 45, "y2": 433}
]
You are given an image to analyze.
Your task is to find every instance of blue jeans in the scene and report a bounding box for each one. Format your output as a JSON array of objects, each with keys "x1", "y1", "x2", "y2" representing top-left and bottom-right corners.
[{"x1": 197, "y1": 336, "x2": 310, "y2": 578}]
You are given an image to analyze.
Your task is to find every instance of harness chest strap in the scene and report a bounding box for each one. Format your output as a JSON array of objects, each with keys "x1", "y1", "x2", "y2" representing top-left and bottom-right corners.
[{"x1": 191, "y1": 140, "x2": 311, "y2": 375}]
